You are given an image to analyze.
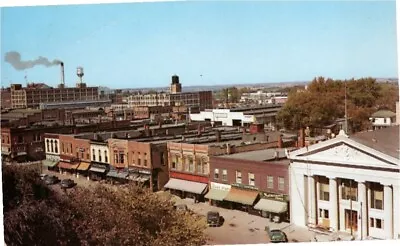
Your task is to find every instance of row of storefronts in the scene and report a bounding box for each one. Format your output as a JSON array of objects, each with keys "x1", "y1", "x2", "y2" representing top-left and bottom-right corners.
[
  {"x1": 43, "y1": 159, "x2": 152, "y2": 187},
  {"x1": 163, "y1": 179, "x2": 289, "y2": 222}
]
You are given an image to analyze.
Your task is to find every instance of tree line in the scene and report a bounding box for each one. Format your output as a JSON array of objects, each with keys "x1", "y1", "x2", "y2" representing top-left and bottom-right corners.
[{"x1": 277, "y1": 77, "x2": 398, "y2": 133}]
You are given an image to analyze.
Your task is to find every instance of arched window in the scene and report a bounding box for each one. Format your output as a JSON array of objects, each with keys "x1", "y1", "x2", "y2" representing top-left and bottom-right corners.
[
  {"x1": 46, "y1": 139, "x2": 50, "y2": 152},
  {"x1": 92, "y1": 149, "x2": 96, "y2": 161},
  {"x1": 54, "y1": 140, "x2": 58, "y2": 153},
  {"x1": 50, "y1": 140, "x2": 54, "y2": 153},
  {"x1": 98, "y1": 149, "x2": 102, "y2": 162},
  {"x1": 104, "y1": 150, "x2": 108, "y2": 163},
  {"x1": 201, "y1": 157, "x2": 208, "y2": 175}
]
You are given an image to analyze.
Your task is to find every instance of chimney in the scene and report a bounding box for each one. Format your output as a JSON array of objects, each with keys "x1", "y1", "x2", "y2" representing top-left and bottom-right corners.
[
  {"x1": 215, "y1": 130, "x2": 221, "y2": 142},
  {"x1": 298, "y1": 128, "x2": 305, "y2": 148},
  {"x1": 277, "y1": 134, "x2": 283, "y2": 148},
  {"x1": 60, "y1": 62, "x2": 65, "y2": 85},
  {"x1": 226, "y1": 143, "x2": 232, "y2": 154}
]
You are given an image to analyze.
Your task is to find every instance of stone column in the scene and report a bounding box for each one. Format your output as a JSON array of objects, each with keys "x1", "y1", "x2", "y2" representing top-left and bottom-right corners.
[
  {"x1": 308, "y1": 175, "x2": 316, "y2": 225},
  {"x1": 329, "y1": 177, "x2": 338, "y2": 231},
  {"x1": 384, "y1": 185, "x2": 393, "y2": 239},
  {"x1": 357, "y1": 181, "x2": 367, "y2": 240}
]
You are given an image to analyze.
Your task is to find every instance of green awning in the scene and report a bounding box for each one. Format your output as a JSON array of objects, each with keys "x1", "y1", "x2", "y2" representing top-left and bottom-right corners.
[
  {"x1": 205, "y1": 189, "x2": 230, "y2": 201},
  {"x1": 42, "y1": 160, "x2": 58, "y2": 167},
  {"x1": 254, "y1": 198, "x2": 288, "y2": 214}
]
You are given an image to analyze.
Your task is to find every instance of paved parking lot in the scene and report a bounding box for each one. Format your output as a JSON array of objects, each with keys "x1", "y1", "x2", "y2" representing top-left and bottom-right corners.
[{"x1": 43, "y1": 170, "x2": 348, "y2": 245}]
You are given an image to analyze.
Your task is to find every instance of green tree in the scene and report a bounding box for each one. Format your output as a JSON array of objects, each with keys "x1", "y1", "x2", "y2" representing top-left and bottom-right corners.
[{"x1": 3, "y1": 165, "x2": 207, "y2": 246}]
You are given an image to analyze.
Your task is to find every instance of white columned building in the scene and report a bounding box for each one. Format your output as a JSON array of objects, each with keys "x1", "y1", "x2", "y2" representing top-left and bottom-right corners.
[{"x1": 288, "y1": 127, "x2": 400, "y2": 240}]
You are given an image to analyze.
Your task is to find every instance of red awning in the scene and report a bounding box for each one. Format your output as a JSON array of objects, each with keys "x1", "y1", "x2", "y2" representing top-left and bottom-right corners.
[{"x1": 58, "y1": 161, "x2": 79, "y2": 170}]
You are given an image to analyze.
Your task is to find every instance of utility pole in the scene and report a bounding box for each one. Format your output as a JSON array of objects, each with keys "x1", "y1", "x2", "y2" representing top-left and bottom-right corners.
[{"x1": 344, "y1": 81, "x2": 348, "y2": 134}]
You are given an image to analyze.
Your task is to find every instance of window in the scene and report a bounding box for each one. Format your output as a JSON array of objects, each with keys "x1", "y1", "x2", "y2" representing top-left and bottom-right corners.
[
  {"x1": 138, "y1": 157, "x2": 141, "y2": 165},
  {"x1": 46, "y1": 139, "x2": 50, "y2": 152},
  {"x1": 267, "y1": 176, "x2": 274, "y2": 189},
  {"x1": 248, "y1": 173, "x2": 255, "y2": 186},
  {"x1": 214, "y1": 169, "x2": 219, "y2": 180},
  {"x1": 104, "y1": 151, "x2": 108, "y2": 163},
  {"x1": 87, "y1": 153, "x2": 90, "y2": 159},
  {"x1": 383, "y1": 118, "x2": 387, "y2": 124},
  {"x1": 54, "y1": 140, "x2": 58, "y2": 153},
  {"x1": 18, "y1": 135, "x2": 24, "y2": 143},
  {"x1": 341, "y1": 179, "x2": 358, "y2": 201},
  {"x1": 370, "y1": 218, "x2": 374, "y2": 227},
  {"x1": 172, "y1": 160, "x2": 176, "y2": 169},
  {"x1": 319, "y1": 209, "x2": 329, "y2": 219},
  {"x1": 50, "y1": 140, "x2": 54, "y2": 153},
  {"x1": 93, "y1": 149, "x2": 96, "y2": 161},
  {"x1": 189, "y1": 157, "x2": 194, "y2": 172},
  {"x1": 119, "y1": 152, "x2": 124, "y2": 164},
  {"x1": 197, "y1": 159, "x2": 202, "y2": 174},
  {"x1": 98, "y1": 150, "x2": 102, "y2": 162},
  {"x1": 236, "y1": 171, "x2": 242, "y2": 184},
  {"x1": 81, "y1": 152, "x2": 84, "y2": 159},
  {"x1": 376, "y1": 219, "x2": 383, "y2": 229},
  {"x1": 370, "y1": 182, "x2": 383, "y2": 210},
  {"x1": 278, "y1": 177, "x2": 285, "y2": 191},
  {"x1": 222, "y1": 169, "x2": 227, "y2": 181},
  {"x1": 184, "y1": 157, "x2": 190, "y2": 172},
  {"x1": 202, "y1": 159, "x2": 208, "y2": 175},
  {"x1": 114, "y1": 151, "x2": 118, "y2": 163},
  {"x1": 161, "y1": 152, "x2": 165, "y2": 166},
  {"x1": 319, "y1": 177, "x2": 330, "y2": 201},
  {"x1": 62, "y1": 143, "x2": 65, "y2": 153}
]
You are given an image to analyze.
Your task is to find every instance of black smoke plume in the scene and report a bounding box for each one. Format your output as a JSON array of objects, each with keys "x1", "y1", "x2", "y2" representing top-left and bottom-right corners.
[{"x1": 4, "y1": 51, "x2": 62, "y2": 71}]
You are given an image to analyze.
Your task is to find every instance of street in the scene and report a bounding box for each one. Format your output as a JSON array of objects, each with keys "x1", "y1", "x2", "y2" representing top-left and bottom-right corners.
[{"x1": 43, "y1": 170, "x2": 317, "y2": 245}]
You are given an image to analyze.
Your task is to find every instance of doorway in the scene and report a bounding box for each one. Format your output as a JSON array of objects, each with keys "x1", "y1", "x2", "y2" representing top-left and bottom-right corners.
[{"x1": 345, "y1": 209, "x2": 358, "y2": 232}]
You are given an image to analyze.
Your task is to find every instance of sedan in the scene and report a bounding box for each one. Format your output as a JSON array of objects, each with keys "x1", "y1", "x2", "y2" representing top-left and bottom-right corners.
[
  {"x1": 60, "y1": 179, "x2": 76, "y2": 189},
  {"x1": 44, "y1": 175, "x2": 60, "y2": 185}
]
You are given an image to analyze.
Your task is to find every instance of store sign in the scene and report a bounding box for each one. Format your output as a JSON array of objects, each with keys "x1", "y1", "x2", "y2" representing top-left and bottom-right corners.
[
  {"x1": 231, "y1": 183, "x2": 259, "y2": 191},
  {"x1": 210, "y1": 182, "x2": 231, "y2": 191},
  {"x1": 262, "y1": 192, "x2": 286, "y2": 201}
]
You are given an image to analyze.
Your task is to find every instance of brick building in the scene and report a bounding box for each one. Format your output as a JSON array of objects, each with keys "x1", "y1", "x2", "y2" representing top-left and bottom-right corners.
[
  {"x1": 208, "y1": 148, "x2": 293, "y2": 221},
  {"x1": 128, "y1": 75, "x2": 213, "y2": 111},
  {"x1": 9, "y1": 83, "x2": 99, "y2": 109}
]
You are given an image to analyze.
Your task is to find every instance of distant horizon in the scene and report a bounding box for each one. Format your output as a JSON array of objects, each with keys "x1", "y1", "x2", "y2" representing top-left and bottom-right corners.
[{"x1": 1, "y1": 1, "x2": 398, "y2": 88}]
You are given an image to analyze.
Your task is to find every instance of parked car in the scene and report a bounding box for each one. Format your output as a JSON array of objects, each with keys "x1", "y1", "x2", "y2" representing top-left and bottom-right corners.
[
  {"x1": 60, "y1": 179, "x2": 76, "y2": 189},
  {"x1": 44, "y1": 175, "x2": 60, "y2": 185},
  {"x1": 268, "y1": 229, "x2": 289, "y2": 243},
  {"x1": 207, "y1": 211, "x2": 222, "y2": 227},
  {"x1": 39, "y1": 174, "x2": 48, "y2": 180}
]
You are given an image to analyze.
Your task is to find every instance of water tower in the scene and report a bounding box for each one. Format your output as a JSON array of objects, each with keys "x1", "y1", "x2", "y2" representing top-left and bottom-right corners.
[{"x1": 76, "y1": 66, "x2": 87, "y2": 88}]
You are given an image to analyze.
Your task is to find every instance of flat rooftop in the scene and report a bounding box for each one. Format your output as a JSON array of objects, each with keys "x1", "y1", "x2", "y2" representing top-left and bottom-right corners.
[{"x1": 220, "y1": 147, "x2": 296, "y2": 162}]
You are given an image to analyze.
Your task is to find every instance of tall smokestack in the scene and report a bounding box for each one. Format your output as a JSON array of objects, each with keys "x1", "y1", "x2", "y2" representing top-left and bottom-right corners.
[{"x1": 60, "y1": 62, "x2": 65, "y2": 85}]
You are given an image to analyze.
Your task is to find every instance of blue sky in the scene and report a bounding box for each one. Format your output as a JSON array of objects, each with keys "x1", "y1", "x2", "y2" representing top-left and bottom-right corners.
[{"x1": 1, "y1": 1, "x2": 398, "y2": 89}]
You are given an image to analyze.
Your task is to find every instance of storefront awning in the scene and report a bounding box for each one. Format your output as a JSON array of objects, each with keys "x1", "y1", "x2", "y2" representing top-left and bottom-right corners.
[
  {"x1": 42, "y1": 159, "x2": 58, "y2": 167},
  {"x1": 205, "y1": 189, "x2": 230, "y2": 201},
  {"x1": 58, "y1": 161, "x2": 79, "y2": 170},
  {"x1": 107, "y1": 170, "x2": 129, "y2": 179},
  {"x1": 76, "y1": 162, "x2": 91, "y2": 171},
  {"x1": 164, "y1": 178, "x2": 207, "y2": 195},
  {"x1": 254, "y1": 198, "x2": 288, "y2": 214},
  {"x1": 224, "y1": 188, "x2": 259, "y2": 205},
  {"x1": 127, "y1": 173, "x2": 140, "y2": 181},
  {"x1": 89, "y1": 166, "x2": 107, "y2": 173},
  {"x1": 137, "y1": 175, "x2": 150, "y2": 182}
]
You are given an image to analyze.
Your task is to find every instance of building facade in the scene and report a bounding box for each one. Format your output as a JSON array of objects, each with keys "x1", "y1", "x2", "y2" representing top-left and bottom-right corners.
[
  {"x1": 9, "y1": 83, "x2": 99, "y2": 109},
  {"x1": 288, "y1": 129, "x2": 400, "y2": 240}
]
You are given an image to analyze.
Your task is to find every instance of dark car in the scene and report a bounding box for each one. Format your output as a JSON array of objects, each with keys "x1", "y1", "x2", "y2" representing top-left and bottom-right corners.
[
  {"x1": 44, "y1": 175, "x2": 60, "y2": 185},
  {"x1": 207, "y1": 211, "x2": 222, "y2": 227},
  {"x1": 60, "y1": 179, "x2": 76, "y2": 189},
  {"x1": 269, "y1": 229, "x2": 289, "y2": 243}
]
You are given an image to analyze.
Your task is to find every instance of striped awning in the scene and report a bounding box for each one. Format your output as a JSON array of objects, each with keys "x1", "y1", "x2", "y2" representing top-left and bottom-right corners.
[
  {"x1": 107, "y1": 169, "x2": 129, "y2": 179},
  {"x1": 76, "y1": 162, "x2": 91, "y2": 171},
  {"x1": 42, "y1": 159, "x2": 58, "y2": 167},
  {"x1": 89, "y1": 166, "x2": 107, "y2": 173}
]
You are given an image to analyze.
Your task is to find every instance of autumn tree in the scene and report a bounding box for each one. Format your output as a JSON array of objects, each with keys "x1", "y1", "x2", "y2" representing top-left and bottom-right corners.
[
  {"x1": 277, "y1": 77, "x2": 397, "y2": 133},
  {"x1": 3, "y1": 165, "x2": 207, "y2": 246}
]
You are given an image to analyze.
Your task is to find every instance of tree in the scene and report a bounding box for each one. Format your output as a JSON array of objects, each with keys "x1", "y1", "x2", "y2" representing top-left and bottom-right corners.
[
  {"x1": 277, "y1": 77, "x2": 395, "y2": 133},
  {"x1": 3, "y1": 165, "x2": 207, "y2": 246}
]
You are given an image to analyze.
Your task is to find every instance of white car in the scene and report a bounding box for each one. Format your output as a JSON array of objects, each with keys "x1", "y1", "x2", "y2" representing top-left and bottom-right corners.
[{"x1": 40, "y1": 174, "x2": 48, "y2": 180}]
